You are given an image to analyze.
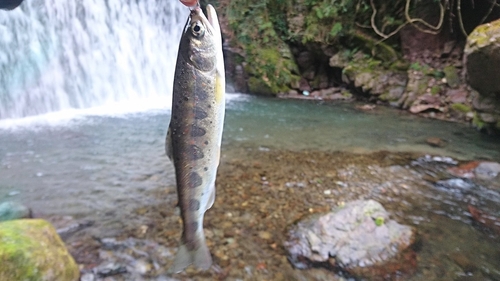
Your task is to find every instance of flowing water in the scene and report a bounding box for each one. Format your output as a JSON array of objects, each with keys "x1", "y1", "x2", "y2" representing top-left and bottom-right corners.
[
  {"x1": 0, "y1": 1, "x2": 499, "y2": 280},
  {"x1": 0, "y1": 0, "x2": 186, "y2": 119}
]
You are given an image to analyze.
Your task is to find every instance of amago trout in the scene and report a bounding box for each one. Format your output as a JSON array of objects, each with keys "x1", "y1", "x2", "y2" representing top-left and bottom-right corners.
[{"x1": 166, "y1": 4, "x2": 225, "y2": 273}]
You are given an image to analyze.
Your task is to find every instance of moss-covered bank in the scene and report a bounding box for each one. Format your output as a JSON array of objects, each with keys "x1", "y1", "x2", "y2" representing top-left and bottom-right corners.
[{"x1": 215, "y1": 0, "x2": 500, "y2": 133}]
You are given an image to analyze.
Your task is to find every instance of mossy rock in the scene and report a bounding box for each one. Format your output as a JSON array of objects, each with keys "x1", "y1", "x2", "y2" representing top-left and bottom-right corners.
[
  {"x1": 450, "y1": 103, "x2": 471, "y2": 113},
  {"x1": 0, "y1": 219, "x2": 80, "y2": 281},
  {"x1": 443, "y1": 65, "x2": 460, "y2": 89},
  {"x1": 464, "y1": 19, "x2": 500, "y2": 96}
]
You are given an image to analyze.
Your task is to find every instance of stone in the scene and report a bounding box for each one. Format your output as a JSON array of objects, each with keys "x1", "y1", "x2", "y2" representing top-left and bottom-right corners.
[
  {"x1": 284, "y1": 200, "x2": 416, "y2": 280},
  {"x1": 468, "y1": 205, "x2": 500, "y2": 235},
  {"x1": 0, "y1": 219, "x2": 80, "y2": 281},
  {"x1": 474, "y1": 161, "x2": 500, "y2": 180},
  {"x1": 426, "y1": 137, "x2": 446, "y2": 147},
  {"x1": 446, "y1": 89, "x2": 468, "y2": 104},
  {"x1": 0, "y1": 201, "x2": 31, "y2": 222},
  {"x1": 464, "y1": 19, "x2": 500, "y2": 96}
]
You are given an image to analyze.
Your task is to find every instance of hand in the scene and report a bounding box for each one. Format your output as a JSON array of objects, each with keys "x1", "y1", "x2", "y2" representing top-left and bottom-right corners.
[{"x1": 180, "y1": 0, "x2": 199, "y2": 7}]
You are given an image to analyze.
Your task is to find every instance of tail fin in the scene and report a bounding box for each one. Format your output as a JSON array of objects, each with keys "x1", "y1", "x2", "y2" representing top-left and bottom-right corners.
[{"x1": 168, "y1": 236, "x2": 212, "y2": 273}]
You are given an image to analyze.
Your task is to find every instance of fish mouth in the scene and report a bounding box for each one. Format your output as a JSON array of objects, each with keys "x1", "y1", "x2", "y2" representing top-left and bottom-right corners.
[
  {"x1": 190, "y1": 6, "x2": 215, "y2": 35},
  {"x1": 205, "y1": 5, "x2": 218, "y2": 29}
]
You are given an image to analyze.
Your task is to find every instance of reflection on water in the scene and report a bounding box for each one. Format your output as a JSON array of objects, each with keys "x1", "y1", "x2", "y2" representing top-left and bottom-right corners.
[
  {"x1": 224, "y1": 96, "x2": 500, "y2": 160},
  {"x1": 0, "y1": 94, "x2": 499, "y2": 279}
]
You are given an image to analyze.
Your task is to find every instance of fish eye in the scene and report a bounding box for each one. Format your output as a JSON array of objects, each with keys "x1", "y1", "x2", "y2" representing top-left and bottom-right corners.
[{"x1": 191, "y1": 21, "x2": 205, "y2": 37}]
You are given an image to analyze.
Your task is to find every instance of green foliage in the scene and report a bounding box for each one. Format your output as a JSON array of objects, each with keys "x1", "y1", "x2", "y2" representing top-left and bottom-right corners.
[
  {"x1": 225, "y1": 0, "x2": 299, "y2": 94},
  {"x1": 375, "y1": 217, "x2": 385, "y2": 226}
]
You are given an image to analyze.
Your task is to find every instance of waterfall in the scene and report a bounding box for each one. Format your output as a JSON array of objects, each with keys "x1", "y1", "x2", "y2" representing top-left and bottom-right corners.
[{"x1": 0, "y1": 0, "x2": 187, "y2": 119}]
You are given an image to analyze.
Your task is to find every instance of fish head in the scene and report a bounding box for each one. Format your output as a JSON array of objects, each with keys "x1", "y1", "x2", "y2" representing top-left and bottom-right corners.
[{"x1": 181, "y1": 7, "x2": 217, "y2": 72}]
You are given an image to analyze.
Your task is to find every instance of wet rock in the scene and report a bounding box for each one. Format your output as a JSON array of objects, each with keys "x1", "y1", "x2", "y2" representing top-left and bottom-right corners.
[
  {"x1": 446, "y1": 161, "x2": 480, "y2": 178},
  {"x1": 356, "y1": 104, "x2": 376, "y2": 111},
  {"x1": 284, "y1": 200, "x2": 416, "y2": 280},
  {"x1": 468, "y1": 205, "x2": 500, "y2": 234},
  {"x1": 435, "y1": 179, "x2": 475, "y2": 191},
  {"x1": 94, "y1": 262, "x2": 127, "y2": 277},
  {"x1": 474, "y1": 161, "x2": 500, "y2": 180},
  {"x1": 0, "y1": 219, "x2": 80, "y2": 281},
  {"x1": 0, "y1": 201, "x2": 31, "y2": 221},
  {"x1": 426, "y1": 137, "x2": 446, "y2": 147}
]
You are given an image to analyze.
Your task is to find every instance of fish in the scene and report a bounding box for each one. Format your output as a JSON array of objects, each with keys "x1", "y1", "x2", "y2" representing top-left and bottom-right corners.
[{"x1": 166, "y1": 3, "x2": 225, "y2": 273}]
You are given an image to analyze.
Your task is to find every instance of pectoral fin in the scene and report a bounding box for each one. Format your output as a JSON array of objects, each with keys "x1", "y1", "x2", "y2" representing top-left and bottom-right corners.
[{"x1": 206, "y1": 182, "x2": 216, "y2": 211}]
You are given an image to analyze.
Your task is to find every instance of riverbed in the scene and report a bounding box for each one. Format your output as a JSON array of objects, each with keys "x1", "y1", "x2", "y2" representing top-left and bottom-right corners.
[{"x1": 1, "y1": 95, "x2": 499, "y2": 280}]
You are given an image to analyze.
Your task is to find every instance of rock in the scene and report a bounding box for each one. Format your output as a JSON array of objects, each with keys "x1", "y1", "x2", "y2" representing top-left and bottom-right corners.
[
  {"x1": 333, "y1": 52, "x2": 408, "y2": 103},
  {"x1": 284, "y1": 200, "x2": 416, "y2": 280},
  {"x1": 435, "y1": 179, "x2": 475, "y2": 191},
  {"x1": 446, "y1": 161, "x2": 480, "y2": 178},
  {"x1": 464, "y1": 19, "x2": 500, "y2": 96},
  {"x1": 356, "y1": 104, "x2": 376, "y2": 111},
  {"x1": 0, "y1": 219, "x2": 80, "y2": 281},
  {"x1": 94, "y1": 262, "x2": 127, "y2": 277},
  {"x1": 465, "y1": 19, "x2": 500, "y2": 133},
  {"x1": 446, "y1": 89, "x2": 468, "y2": 104},
  {"x1": 474, "y1": 161, "x2": 500, "y2": 180},
  {"x1": 410, "y1": 104, "x2": 442, "y2": 114},
  {"x1": 0, "y1": 201, "x2": 31, "y2": 221},
  {"x1": 468, "y1": 205, "x2": 500, "y2": 234},
  {"x1": 426, "y1": 137, "x2": 446, "y2": 147}
]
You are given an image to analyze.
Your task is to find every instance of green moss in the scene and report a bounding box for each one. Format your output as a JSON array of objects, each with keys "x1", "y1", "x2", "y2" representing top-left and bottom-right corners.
[
  {"x1": 472, "y1": 112, "x2": 486, "y2": 130},
  {"x1": 375, "y1": 217, "x2": 385, "y2": 226},
  {"x1": 466, "y1": 19, "x2": 500, "y2": 49},
  {"x1": 443, "y1": 65, "x2": 460, "y2": 88},
  {"x1": 450, "y1": 103, "x2": 471, "y2": 113},
  {"x1": 0, "y1": 219, "x2": 79, "y2": 281},
  {"x1": 430, "y1": 85, "x2": 441, "y2": 95}
]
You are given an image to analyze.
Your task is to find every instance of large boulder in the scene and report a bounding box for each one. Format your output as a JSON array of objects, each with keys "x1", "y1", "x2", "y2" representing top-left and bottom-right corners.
[
  {"x1": 464, "y1": 19, "x2": 500, "y2": 133},
  {"x1": 0, "y1": 219, "x2": 80, "y2": 281},
  {"x1": 284, "y1": 200, "x2": 416, "y2": 280}
]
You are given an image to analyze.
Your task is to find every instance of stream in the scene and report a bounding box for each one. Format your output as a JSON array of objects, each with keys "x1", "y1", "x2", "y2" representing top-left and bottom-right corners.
[{"x1": 1, "y1": 94, "x2": 499, "y2": 280}]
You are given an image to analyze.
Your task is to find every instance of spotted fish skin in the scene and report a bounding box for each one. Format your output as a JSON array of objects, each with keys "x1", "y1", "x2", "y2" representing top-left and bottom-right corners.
[{"x1": 167, "y1": 4, "x2": 225, "y2": 273}]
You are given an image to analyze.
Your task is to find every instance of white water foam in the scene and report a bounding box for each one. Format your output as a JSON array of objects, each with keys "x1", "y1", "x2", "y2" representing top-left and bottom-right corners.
[{"x1": 0, "y1": 0, "x2": 188, "y2": 119}]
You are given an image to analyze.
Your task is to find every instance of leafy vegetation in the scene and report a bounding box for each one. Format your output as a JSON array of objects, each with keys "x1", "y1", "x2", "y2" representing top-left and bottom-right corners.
[{"x1": 218, "y1": 0, "x2": 500, "y2": 94}]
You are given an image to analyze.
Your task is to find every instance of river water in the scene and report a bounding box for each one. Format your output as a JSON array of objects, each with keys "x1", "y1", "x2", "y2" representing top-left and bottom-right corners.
[{"x1": 0, "y1": 95, "x2": 499, "y2": 280}]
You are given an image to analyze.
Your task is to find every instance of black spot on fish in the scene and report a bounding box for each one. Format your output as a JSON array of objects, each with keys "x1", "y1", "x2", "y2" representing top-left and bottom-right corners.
[
  {"x1": 184, "y1": 96, "x2": 189, "y2": 101},
  {"x1": 208, "y1": 105, "x2": 212, "y2": 109},
  {"x1": 189, "y1": 172, "x2": 203, "y2": 188},
  {"x1": 204, "y1": 167, "x2": 208, "y2": 171},
  {"x1": 193, "y1": 107, "x2": 208, "y2": 120},
  {"x1": 189, "y1": 145, "x2": 204, "y2": 160},
  {"x1": 204, "y1": 140, "x2": 209, "y2": 145},
  {"x1": 189, "y1": 199, "x2": 200, "y2": 211},
  {"x1": 191, "y1": 126, "x2": 206, "y2": 137}
]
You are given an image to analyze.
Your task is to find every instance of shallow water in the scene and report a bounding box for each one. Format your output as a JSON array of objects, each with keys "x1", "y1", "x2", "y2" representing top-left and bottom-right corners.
[{"x1": 0, "y1": 95, "x2": 499, "y2": 280}]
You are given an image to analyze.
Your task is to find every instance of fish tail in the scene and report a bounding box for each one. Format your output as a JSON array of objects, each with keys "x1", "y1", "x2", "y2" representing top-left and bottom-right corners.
[{"x1": 168, "y1": 234, "x2": 212, "y2": 273}]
